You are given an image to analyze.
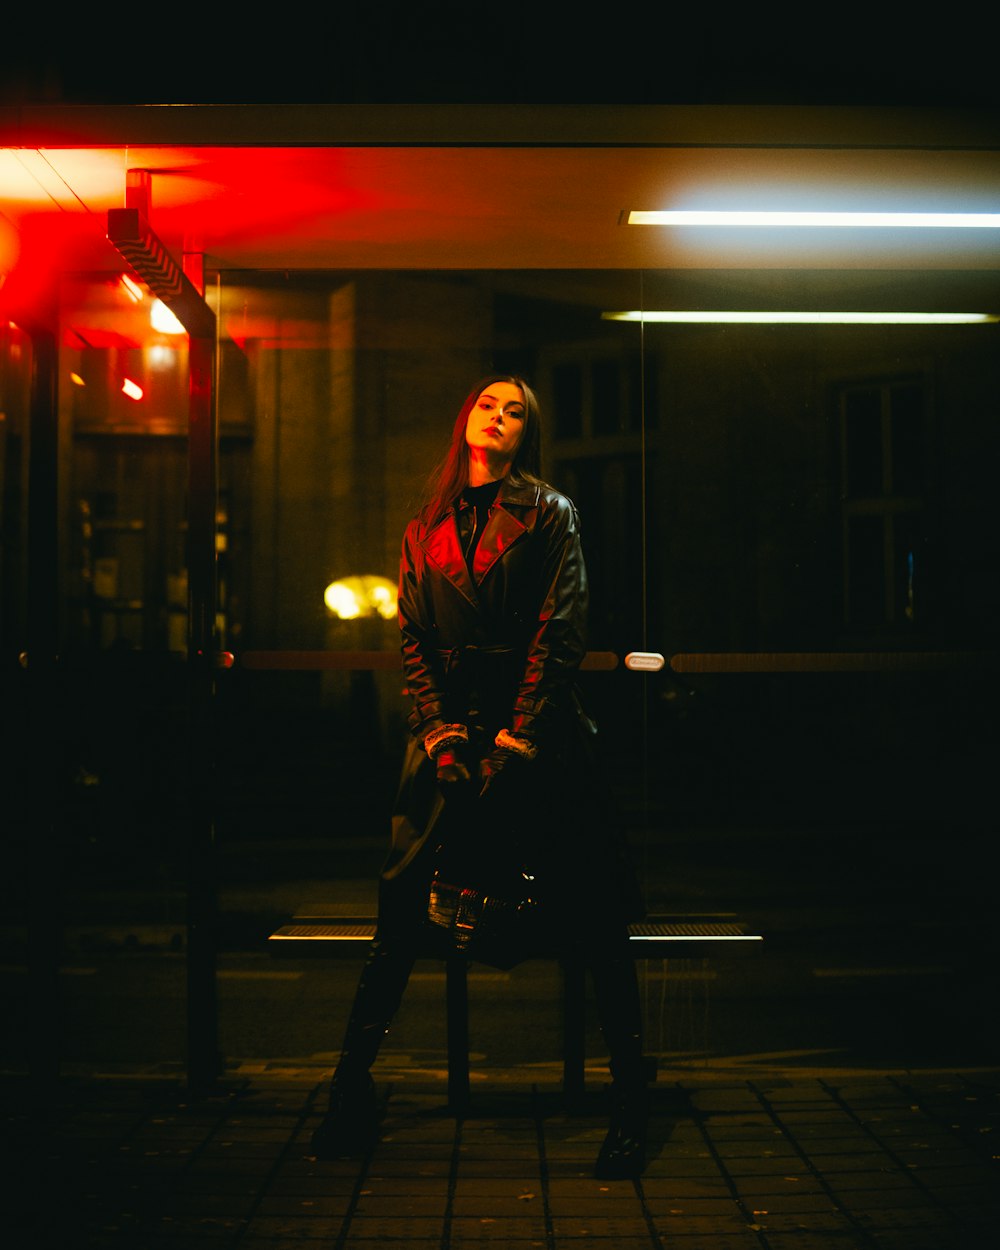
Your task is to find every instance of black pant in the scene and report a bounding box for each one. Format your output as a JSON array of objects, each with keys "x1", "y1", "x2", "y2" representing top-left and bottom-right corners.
[{"x1": 332, "y1": 933, "x2": 644, "y2": 1092}]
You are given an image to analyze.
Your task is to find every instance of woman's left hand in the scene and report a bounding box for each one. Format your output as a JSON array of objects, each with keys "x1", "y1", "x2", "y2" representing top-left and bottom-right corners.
[
  {"x1": 478, "y1": 738, "x2": 536, "y2": 804},
  {"x1": 478, "y1": 745, "x2": 518, "y2": 799}
]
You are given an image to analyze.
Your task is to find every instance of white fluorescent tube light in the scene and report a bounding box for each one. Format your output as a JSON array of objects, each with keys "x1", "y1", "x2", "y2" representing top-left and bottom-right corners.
[
  {"x1": 602, "y1": 311, "x2": 1000, "y2": 325},
  {"x1": 626, "y1": 210, "x2": 1000, "y2": 229},
  {"x1": 628, "y1": 933, "x2": 762, "y2": 941}
]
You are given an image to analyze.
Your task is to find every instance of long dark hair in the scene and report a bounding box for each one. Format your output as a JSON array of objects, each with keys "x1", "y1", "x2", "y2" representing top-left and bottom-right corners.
[{"x1": 422, "y1": 374, "x2": 544, "y2": 527}]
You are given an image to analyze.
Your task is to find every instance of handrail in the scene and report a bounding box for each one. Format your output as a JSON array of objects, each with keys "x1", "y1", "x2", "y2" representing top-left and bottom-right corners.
[
  {"x1": 234, "y1": 648, "x2": 997, "y2": 674},
  {"x1": 237, "y1": 649, "x2": 620, "y2": 671},
  {"x1": 670, "y1": 650, "x2": 999, "y2": 673}
]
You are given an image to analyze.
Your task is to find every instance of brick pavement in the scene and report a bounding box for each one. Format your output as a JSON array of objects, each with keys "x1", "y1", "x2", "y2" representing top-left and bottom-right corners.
[{"x1": 4, "y1": 1064, "x2": 998, "y2": 1248}]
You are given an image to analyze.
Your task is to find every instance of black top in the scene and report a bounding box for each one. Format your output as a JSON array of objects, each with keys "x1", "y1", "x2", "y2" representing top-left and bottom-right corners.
[{"x1": 461, "y1": 478, "x2": 503, "y2": 573}]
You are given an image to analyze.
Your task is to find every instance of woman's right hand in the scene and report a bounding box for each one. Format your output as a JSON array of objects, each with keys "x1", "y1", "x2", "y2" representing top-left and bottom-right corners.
[
  {"x1": 424, "y1": 723, "x2": 472, "y2": 798},
  {"x1": 435, "y1": 747, "x2": 472, "y2": 794}
]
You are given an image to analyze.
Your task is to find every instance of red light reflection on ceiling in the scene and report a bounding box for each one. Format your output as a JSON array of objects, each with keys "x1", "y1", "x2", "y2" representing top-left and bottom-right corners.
[
  {"x1": 60, "y1": 275, "x2": 153, "y2": 350},
  {"x1": 2, "y1": 146, "x2": 385, "y2": 335},
  {"x1": 0, "y1": 213, "x2": 123, "y2": 329},
  {"x1": 64, "y1": 326, "x2": 142, "y2": 349},
  {"x1": 0, "y1": 211, "x2": 20, "y2": 280},
  {"x1": 143, "y1": 148, "x2": 385, "y2": 247}
]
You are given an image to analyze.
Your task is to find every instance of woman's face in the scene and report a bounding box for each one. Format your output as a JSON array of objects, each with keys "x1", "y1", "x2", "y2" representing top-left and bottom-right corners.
[{"x1": 465, "y1": 381, "x2": 526, "y2": 465}]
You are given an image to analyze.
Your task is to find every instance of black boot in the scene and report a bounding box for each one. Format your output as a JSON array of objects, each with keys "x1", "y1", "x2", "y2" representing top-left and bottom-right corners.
[
  {"x1": 310, "y1": 1072, "x2": 378, "y2": 1158},
  {"x1": 309, "y1": 940, "x2": 414, "y2": 1159},
  {"x1": 594, "y1": 1080, "x2": 649, "y2": 1180},
  {"x1": 589, "y1": 951, "x2": 650, "y2": 1180}
]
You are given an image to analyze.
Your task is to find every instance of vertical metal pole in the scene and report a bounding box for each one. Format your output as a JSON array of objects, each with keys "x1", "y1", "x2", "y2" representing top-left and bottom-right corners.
[
  {"x1": 185, "y1": 280, "x2": 222, "y2": 1093},
  {"x1": 445, "y1": 957, "x2": 470, "y2": 1112},
  {"x1": 25, "y1": 319, "x2": 61, "y2": 1092},
  {"x1": 105, "y1": 205, "x2": 221, "y2": 1092},
  {"x1": 561, "y1": 958, "x2": 587, "y2": 1107}
]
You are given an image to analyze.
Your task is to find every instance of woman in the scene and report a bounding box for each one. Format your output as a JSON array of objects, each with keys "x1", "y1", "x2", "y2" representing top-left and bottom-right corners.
[{"x1": 311, "y1": 375, "x2": 648, "y2": 1179}]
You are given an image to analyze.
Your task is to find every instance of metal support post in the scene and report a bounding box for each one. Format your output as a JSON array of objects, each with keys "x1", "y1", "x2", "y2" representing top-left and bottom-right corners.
[
  {"x1": 185, "y1": 323, "x2": 221, "y2": 1094},
  {"x1": 445, "y1": 957, "x2": 470, "y2": 1112},
  {"x1": 24, "y1": 317, "x2": 61, "y2": 1090},
  {"x1": 561, "y1": 959, "x2": 587, "y2": 1106},
  {"x1": 107, "y1": 204, "x2": 221, "y2": 1092}
]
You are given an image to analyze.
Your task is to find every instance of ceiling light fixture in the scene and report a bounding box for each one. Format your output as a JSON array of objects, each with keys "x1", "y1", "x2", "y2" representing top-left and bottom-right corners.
[
  {"x1": 151, "y1": 299, "x2": 186, "y2": 335},
  {"x1": 602, "y1": 311, "x2": 999, "y2": 325},
  {"x1": 625, "y1": 210, "x2": 1000, "y2": 228},
  {"x1": 107, "y1": 207, "x2": 215, "y2": 339}
]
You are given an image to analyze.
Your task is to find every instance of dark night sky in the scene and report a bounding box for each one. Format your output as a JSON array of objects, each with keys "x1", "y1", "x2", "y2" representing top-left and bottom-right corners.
[{"x1": 2, "y1": 10, "x2": 998, "y2": 110}]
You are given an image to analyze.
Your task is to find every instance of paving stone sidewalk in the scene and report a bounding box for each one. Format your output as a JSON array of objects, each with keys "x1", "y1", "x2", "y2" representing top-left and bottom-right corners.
[{"x1": 4, "y1": 1066, "x2": 998, "y2": 1248}]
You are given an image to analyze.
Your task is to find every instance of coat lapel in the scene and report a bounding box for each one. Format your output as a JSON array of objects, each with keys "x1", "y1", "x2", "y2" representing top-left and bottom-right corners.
[
  {"x1": 420, "y1": 512, "x2": 478, "y2": 607},
  {"x1": 420, "y1": 482, "x2": 535, "y2": 606},
  {"x1": 473, "y1": 504, "x2": 527, "y2": 584}
]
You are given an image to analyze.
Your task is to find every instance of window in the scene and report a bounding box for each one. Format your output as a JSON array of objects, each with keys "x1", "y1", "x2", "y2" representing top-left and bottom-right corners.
[
  {"x1": 839, "y1": 377, "x2": 930, "y2": 632},
  {"x1": 547, "y1": 351, "x2": 650, "y2": 443}
]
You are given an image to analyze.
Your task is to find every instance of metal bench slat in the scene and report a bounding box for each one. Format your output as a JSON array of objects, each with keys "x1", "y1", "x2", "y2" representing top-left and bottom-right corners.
[
  {"x1": 630, "y1": 921, "x2": 758, "y2": 939},
  {"x1": 270, "y1": 923, "x2": 376, "y2": 941},
  {"x1": 268, "y1": 917, "x2": 763, "y2": 950}
]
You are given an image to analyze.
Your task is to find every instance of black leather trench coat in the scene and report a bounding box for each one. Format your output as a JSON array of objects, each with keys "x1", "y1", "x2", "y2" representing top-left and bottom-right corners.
[{"x1": 377, "y1": 477, "x2": 644, "y2": 945}]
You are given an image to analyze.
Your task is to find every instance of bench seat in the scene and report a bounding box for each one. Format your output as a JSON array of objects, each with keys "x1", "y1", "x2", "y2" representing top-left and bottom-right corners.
[{"x1": 268, "y1": 910, "x2": 762, "y2": 1105}]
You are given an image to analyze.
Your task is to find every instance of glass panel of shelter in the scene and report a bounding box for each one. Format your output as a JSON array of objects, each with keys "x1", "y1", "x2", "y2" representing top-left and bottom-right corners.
[
  {"x1": 26, "y1": 260, "x2": 1000, "y2": 1072},
  {"x1": 210, "y1": 269, "x2": 655, "y2": 906},
  {"x1": 633, "y1": 276, "x2": 1000, "y2": 836},
  {"x1": 65, "y1": 259, "x2": 997, "y2": 926}
]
